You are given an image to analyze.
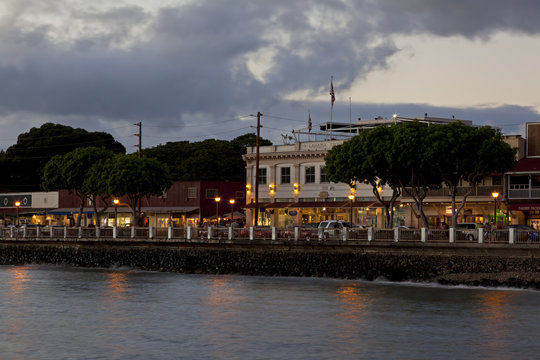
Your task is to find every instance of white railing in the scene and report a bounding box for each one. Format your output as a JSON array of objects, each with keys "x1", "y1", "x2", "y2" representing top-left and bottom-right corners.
[{"x1": 2, "y1": 225, "x2": 540, "y2": 246}]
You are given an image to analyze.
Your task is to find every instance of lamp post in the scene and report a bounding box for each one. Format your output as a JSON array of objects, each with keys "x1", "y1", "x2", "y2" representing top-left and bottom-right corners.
[
  {"x1": 215, "y1": 196, "x2": 221, "y2": 225},
  {"x1": 229, "y1": 199, "x2": 235, "y2": 223},
  {"x1": 113, "y1": 198, "x2": 119, "y2": 226},
  {"x1": 14, "y1": 201, "x2": 20, "y2": 227},
  {"x1": 348, "y1": 194, "x2": 354, "y2": 225},
  {"x1": 492, "y1": 191, "x2": 500, "y2": 227}
]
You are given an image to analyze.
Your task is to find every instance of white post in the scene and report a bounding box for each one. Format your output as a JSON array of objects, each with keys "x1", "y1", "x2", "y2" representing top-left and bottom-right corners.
[
  {"x1": 168, "y1": 226, "x2": 173, "y2": 240},
  {"x1": 149, "y1": 226, "x2": 154, "y2": 239},
  {"x1": 23, "y1": 225, "x2": 27, "y2": 238},
  {"x1": 478, "y1": 228, "x2": 484, "y2": 244},
  {"x1": 318, "y1": 227, "x2": 324, "y2": 241},
  {"x1": 343, "y1": 227, "x2": 349, "y2": 241},
  {"x1": 509, "y1": 228, "x2": 515, "y2": 244},
  {"x1": 78, "y1": 226, "x2": 82, "y2": 239},
  {"x1": 228, "y1": 226, "x2": 233, "y2": 240},
  {"x1": 187, "y1": 226, "x2": 192, "y2": 240},
  {"x1": 64, "y1": 226, "x2": 67, "y2": 239},
  {"x1": 271, "y1": 227, "x2": 277, "y2": 241},
  {"x1": 249, "y1": 227, "x2": 254, "y2": 241},
  {"x1": 208, "y1": 226, "x2": 213, "y2": 240},
  {"x1": 113, "y1": 225, "x2": 118, "y2": 239},
  {"x1": 50, "y1": 225, "x2": 53, "y2": 238},
  {"x1": 368, "y1": 227, "x2": 373, "y2": 242},
  {"x1": 421, "y1": 228, "x2": 427, "y2": 243},
  {"x1": 10, "y1": 227, "x2": 14, "y2": 238},
  {"x1": 449, "y1": 227, "x2": 455, "y2": 243},
  {"x1": 394, "y1": 227, "x2": 399, "y2": 242},
  {"x1": 131, "y1": 226, "x2": 136, "y2": 239},
  {"x1": 36, "y1": 226, "x2": 41, "y2": 238},
  {"x1": 295, "y1": 227, "x2": 300, "y2": 241}
]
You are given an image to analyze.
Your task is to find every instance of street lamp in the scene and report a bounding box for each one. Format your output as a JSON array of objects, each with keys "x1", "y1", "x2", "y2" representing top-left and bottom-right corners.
[
  {"x1": 214, "y1": 196, "x2": 221, "y2": 225},
  {"x1": 113, "y1": 198, "x2": 119, "y2": 226},
  {"x1": 14, "y1": 201, "x2": 20, "y2": 227},
  {"x1": 492, "y1": 191, "x2": 500, "y2": 227},
  {"x1": 229, "y1": 199, "x2": 235, "y2": 223},
  {"x1": 348, "y1": 194, "x2": 355, "y2": 225}
]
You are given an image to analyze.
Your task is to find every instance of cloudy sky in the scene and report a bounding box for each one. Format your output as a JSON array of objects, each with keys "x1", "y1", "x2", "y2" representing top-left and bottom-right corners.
[{"x1": 0, "y1": 0, "x2": 539, "y2": 152}]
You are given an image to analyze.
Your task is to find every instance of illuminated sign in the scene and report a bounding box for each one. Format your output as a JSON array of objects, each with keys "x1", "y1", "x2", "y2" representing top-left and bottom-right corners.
[{"x1": 0, "y1": 195, "x2": 32, "y2": 208}]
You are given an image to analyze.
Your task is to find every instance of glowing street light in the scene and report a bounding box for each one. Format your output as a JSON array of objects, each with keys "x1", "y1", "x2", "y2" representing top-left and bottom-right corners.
[
  {"x1": 492, "y1": 191, "x2": 500, "y2": 227},
  {"x1": 113, "y1": 198, "x2": 119, "y2": 226},
  {"x1": 348, "y1": 194, "x2": 355, "y2": 225},
  {"x1": 229, "y1": 199, "x2": 236, "y2": 223},
  {"x1": 14, "y1": 201, "x2": 21, "y2": 227},
  {"x1": 215, "y1": 196, "x2": 221, "y2": 225}
]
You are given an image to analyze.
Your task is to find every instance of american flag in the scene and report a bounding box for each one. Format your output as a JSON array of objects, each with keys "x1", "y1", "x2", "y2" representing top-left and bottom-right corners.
[
  {"x1": 308, "y1": 111, "x2": 312, "y2": 132},
  {"x1": 330, "y1": 77, "x2": 335, "y2": 109}
]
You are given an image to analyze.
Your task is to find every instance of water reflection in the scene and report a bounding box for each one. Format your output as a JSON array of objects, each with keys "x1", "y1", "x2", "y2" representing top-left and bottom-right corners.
[
  {"x1": 105, "y1": 271, "x2": 129, "y2": 300},
  {"x1": 335, "y1": 284, "x2": 370, "y2": 320},
  {"x1": 474, "y1": 290, "x2": 517, "y2": 356},
  {"x1": 7, "y1": 266, "x2": 31, "y2": 295}
]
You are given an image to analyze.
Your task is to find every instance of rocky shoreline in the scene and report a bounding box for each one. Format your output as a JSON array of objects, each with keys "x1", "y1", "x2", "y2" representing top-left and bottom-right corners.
[{"x1": 0, "y1": 242, "x2": 539, "y2": 289}]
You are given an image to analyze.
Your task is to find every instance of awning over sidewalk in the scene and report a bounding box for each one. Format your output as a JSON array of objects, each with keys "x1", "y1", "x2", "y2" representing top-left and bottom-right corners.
[
  {"x1": 508, "y1": 203, "x2": 540, "y2": 211},
  {"x1": 243, "y1": 201, "x2": 382, "y2": 209}
]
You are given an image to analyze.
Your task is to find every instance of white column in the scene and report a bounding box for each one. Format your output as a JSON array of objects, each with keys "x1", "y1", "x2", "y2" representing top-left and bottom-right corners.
[
  {"x1": 368, "y1": 227, "x2": 373, "y2": 242},
  {"x1": 449, "y1": 227, "x2": 455, "y2": 243},
  {"x1": 509, "y1": 228, "x2": 515, "y2": 244},
  {"x1": 187, "y1": 226, "x2": 193, "y2": 240},
  {"x1": 421, "y1": 228, "x2": 427, "y2": 242},
  {"x1": 271, "y1": 227, "x2": 277, "y2": 240},
  {"x1": 478, "y1": 228, "x2": 484, "y2": 244},
  {"x1": 394, "y1": 227, "x2": 399, "y2": 242},
  {"x1": 343, "y1": 227, "x2": 349, "y2": 241},
  {"x1": 168, "y1": 226, "x2": 173, "y2": 239},
  {"x1": 113, "y1": 226, "x2": 118, "y2": 239}
]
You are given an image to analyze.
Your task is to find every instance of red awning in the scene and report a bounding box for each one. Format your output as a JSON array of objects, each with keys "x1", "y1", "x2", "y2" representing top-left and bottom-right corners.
[{"x1": 508, "y1": 203, "x2": 540, "y2": 211}]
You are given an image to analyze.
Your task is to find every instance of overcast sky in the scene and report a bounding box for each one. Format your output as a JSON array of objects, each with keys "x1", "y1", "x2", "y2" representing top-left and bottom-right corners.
[{"x1": 0, "y1": 0, "x2": 539, "y2": 152}]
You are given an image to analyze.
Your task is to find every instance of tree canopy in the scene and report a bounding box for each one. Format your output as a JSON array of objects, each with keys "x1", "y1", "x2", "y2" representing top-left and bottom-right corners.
[
  {"x1": 0, "y1": 123, "x2": 125, "y2": 191},
  {"x1": 325, "y1": 121, "x2": 516, "y2": 228},
  {"x1": 100, "y1": 154, "x2": 172, "y2": 225},
  {"x1": 142, "y1": 133, "x2": 271, "y2": 181},
  {"x1": 42, "y1": 147, "x2": 116, "y2": 226}
]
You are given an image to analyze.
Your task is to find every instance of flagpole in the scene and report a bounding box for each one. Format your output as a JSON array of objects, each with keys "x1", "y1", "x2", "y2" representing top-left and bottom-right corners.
[{"x1": 329, "y1": 76, "x2": 335, "y2": 140}]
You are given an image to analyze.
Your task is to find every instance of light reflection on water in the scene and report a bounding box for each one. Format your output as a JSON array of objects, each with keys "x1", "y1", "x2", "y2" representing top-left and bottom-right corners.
[{"x1": 0, "y1": 265, "x2": 539, "y2": 360}]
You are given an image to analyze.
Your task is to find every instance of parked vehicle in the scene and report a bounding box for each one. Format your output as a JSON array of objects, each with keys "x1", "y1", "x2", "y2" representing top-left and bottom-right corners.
[
  {"x1": 504, "y1": 224, "x2": 540, "y2": 242},
  {"x1": 455, "y1": 222, "x2": 479, "y2": 241},
  {"x1": 318, "y1": 220, "x2": 351, "y2": 238}
]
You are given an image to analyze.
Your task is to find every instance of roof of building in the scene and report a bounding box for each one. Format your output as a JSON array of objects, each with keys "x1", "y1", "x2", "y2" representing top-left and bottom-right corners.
[{"x1": 510, "y1": 157, "x2": 540, "y2": 173}]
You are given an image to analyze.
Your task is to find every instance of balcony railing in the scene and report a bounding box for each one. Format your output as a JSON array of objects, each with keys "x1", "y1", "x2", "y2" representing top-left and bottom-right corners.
[
  {"x1": 402, "y1": 185, "x2": 504, "y2": 198},
  {"x1": 508, "y1": 186, "x2": 540, "y2": 199}
]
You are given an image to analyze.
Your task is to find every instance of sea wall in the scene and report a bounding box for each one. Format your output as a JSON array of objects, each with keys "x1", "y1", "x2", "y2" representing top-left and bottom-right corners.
[{"x1": 1, "y1": 242, "x2": 540, "y2": 288}]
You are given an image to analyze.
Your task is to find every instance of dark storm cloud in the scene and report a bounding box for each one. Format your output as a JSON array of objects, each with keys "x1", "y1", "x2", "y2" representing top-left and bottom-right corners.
[
  {"x1": 0, "y1": 0, "x2": 538, "y2": 149},
  {"x1": 374, "y1": 0, "x2": 540, "y2": 38}
]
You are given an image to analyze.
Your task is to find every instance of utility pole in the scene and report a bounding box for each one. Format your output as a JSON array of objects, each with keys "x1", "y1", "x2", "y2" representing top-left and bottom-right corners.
[
  {"x1": 136, "y1": 121, "x2": 142, "y2": 159},
  {"x1": 254, "y1": 112, "x2": 262, "y2": 226},
  {"x1": 135, "y1": 122, "x2": 142, "y2": 224}
]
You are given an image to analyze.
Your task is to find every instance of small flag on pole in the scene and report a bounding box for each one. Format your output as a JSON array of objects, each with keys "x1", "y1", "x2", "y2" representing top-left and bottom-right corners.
[
  {"x1": 308, "y1": 111, "x2": 312, "y2": 132},
  {"x1": 330, "y1": 76, "x2": 335, "y2": 109}
]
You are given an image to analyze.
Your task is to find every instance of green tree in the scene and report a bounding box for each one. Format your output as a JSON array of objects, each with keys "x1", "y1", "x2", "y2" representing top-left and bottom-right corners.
[
  {"x1": 42, "y1": 147, "x2": 115, "y2": 226},
  {"x1": 429, "y1": 122, "x2": 516, "y2": 226},
  {"x1": 101, "y1": 154, "x2": 172, "y2": 225},
  {"x1": 0, "y1": 123, "x2": 125, "y2": 191},
  {"x1": 142, "y1": 133, "x2": 272, "y2": 181},
  {"x1": 326, "y1": 126, "x2": 401, "y2": 228},
  {"x1": 390, "y1": 121, "x2": 442, "y2": 228}
]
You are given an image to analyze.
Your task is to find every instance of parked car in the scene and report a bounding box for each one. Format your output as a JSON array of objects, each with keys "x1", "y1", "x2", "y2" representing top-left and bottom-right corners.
[
  {"x1": 455, "y1": 222, "x2": 480, "y2": 241},
  {"x1": 318, "y1": 220, "x2": 351, "y2": 238},
  {"x1": 504, "y1": 224, "x2": 540, "y2": 242}
]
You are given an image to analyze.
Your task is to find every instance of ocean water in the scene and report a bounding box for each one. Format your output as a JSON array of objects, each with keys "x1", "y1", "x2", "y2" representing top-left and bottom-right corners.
[{"x1": 0, "y1": 265, "x2": 539, "y2": 360}]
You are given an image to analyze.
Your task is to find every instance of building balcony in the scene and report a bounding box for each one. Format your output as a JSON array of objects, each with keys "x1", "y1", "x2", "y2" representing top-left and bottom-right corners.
[{"x1": 508, "y1": 186, "x2": 540, "y2": 199}]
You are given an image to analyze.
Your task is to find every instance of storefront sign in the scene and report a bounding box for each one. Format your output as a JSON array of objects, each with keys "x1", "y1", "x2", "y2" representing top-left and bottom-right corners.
[
  {"x1": 288, "y1": 210, "x2": 298, "y2": 216},
  {"x1": 0, "y1": 194, "x2": 32, "y2": 208}
]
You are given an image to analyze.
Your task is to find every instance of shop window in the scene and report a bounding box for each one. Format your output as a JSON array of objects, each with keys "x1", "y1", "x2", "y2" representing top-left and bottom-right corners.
[
  {"x1": 305, "y1": 166, "x2": 315, "y2": 184},
  {"x1": 206, "y1": 189, "x2": 218, "y2": 199},
  {"x1": 187, "y1": 187, "x2": 197, "y2": 198},
  {"x1": 280, "y1": 167, "x2": 291, "y2": 184}
]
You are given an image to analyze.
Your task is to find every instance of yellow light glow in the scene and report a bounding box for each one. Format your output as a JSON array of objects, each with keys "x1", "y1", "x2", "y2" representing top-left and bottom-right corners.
[
  {"x1": 229, "y1": 199, "x2": 235, "y2": 205},
  {"x1": 492, "y1": 192, "x2": 500, "y2": 199},
  {"x1": 215, "y1": 196, "x2": 221, "y2": 203}
]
